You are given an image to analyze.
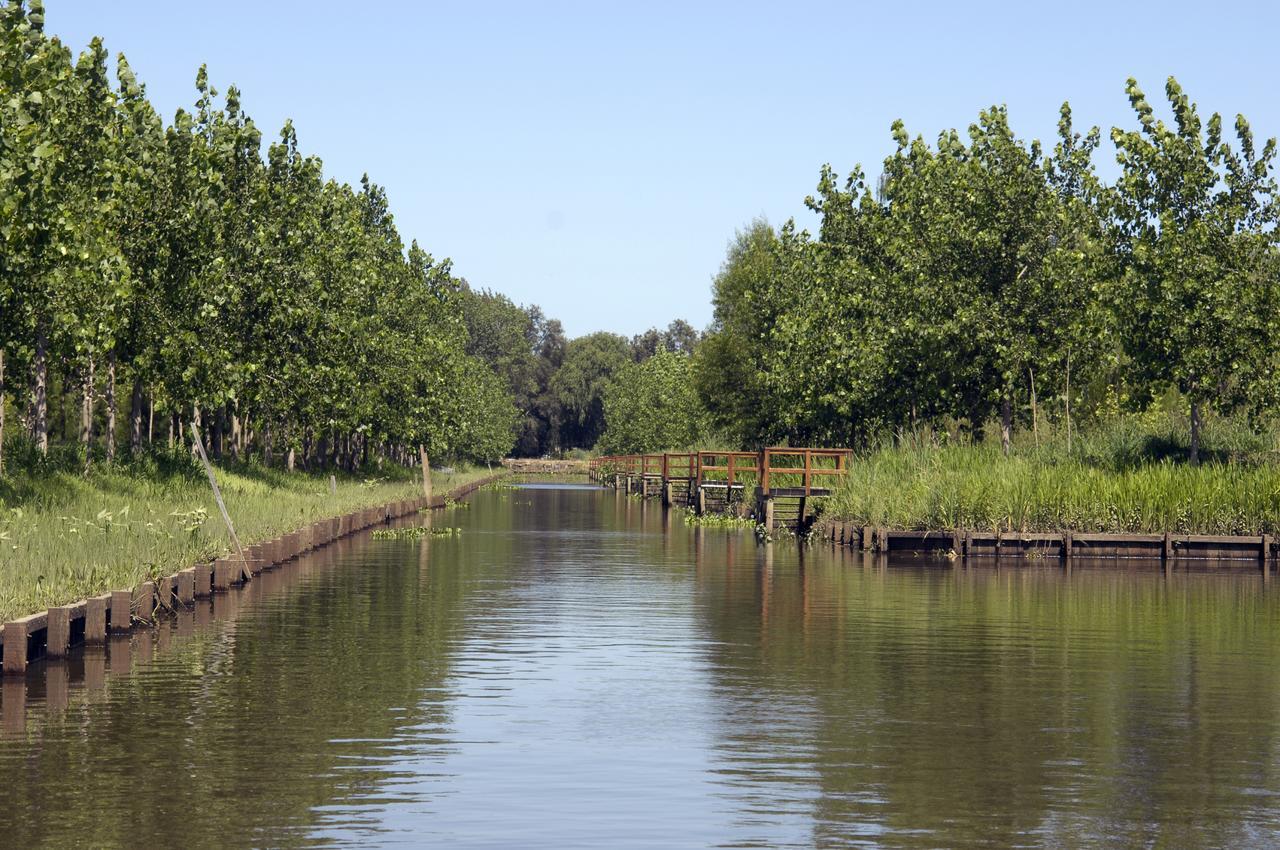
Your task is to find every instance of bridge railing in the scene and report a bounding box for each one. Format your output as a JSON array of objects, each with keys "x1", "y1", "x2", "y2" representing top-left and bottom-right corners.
[
  {"x1": 696, "y1": 451, "x2": 761, "y2": 489},
  {"x1": 663, "y1": 452, "x2": 696, "y2": 481},
  {"x1": 760, "y1": 448, "x2": 852, "y2": 496}
]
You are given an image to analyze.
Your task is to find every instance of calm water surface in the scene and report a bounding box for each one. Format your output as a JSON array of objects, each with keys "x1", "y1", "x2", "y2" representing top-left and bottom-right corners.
[{"x1": 2, "y1": 483, "x2": 1279, "y2": 848}]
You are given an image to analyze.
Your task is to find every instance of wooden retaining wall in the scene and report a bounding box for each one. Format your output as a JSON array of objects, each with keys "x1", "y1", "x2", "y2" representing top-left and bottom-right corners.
[
  {"x1": 817, "y1": 520, "x2": 1275, "y2": 569},
  {"x1": 0, "y1": 473, "x2": 506, "y2": 676}
]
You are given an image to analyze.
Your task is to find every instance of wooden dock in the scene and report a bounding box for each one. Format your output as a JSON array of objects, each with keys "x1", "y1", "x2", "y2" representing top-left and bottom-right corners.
[
  {"x1": 592, "y1": 450, "x2": 1278, "y2": 573},
  {"x1": 592, "y1": 447, "x2": 852, "y2": 532}
]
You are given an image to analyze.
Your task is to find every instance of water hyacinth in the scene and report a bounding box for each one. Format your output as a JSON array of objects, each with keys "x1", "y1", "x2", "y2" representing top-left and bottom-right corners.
[{"x1": 372, "y1": 526, "x2": 462, "y2": 540}]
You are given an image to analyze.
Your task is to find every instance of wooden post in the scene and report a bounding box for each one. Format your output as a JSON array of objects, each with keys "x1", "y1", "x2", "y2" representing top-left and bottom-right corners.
[
  {"x1": 85, "y1": 595, "x2": 109, "y2": 643},
  {"x1": 156, "y1": 575, "x2": 174, "y2": 611},
  {"x1": 137, "y1": 581, "x2": 155, "y2": 624},
  {"x1": 47, "y1": 606, "x2": 73, "y2": 658},
  {"x1": 178, "y1": 568, "x2": 195, "y2": 604},
  {"x1": 194, "y1": 563, "x2": 212, "y2": 599},
  {"x1": 110, "y1": 590, "x2": 131, "y2": 632},
  {"x1": 862, "y1": 526, "x2": 874, "y2": 551},
  {"x1": 419, "y1": 445, "x2": 432, "y2": 501},
  {"x1": 763, "y1": 497, "x2": 775, "y2": 534},
  {"x1": 213, "y1": 559, "x2": 230, "y2": 591},
  {"x1": 2, "y1": 615, "x2": 42, "y2": 675},
  {"x1": 191, "y1": 423, "x2": 250, "y2": 583}
]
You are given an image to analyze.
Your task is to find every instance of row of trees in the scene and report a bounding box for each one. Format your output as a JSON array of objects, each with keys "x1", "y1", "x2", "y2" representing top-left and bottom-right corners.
[
  {"x1": 458, "y1": 285, "x2": 703, "y2": 456},
  {"x1": 696, "y1": 78, "x2": 1280, "y2": 463},
  {"x1": 0, "y1": 1, "x2": 517, "y2": 473}
]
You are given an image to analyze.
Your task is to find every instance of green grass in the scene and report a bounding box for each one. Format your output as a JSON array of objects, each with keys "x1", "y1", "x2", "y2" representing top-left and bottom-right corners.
[
  {"x1": 824, "y1": 442, "x2": 1280, "y2": 536},
  {"x1": 0, "y1": 457, "x2": 492, "y2": 622}
]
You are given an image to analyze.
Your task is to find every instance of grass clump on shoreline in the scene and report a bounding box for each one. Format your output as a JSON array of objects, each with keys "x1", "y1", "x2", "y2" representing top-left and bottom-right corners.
[
  {"x1": 679, "y1": 509, "x2": 755, "y2": 529},
  {"x1": 0, "y1": 456, "x2": 492, "y2": 622},
  {"x1": 372, "y1": 526, "x2": 462, "y2": 540}
]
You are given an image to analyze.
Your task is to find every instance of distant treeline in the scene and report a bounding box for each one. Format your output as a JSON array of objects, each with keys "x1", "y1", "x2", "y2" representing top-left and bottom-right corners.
[
  {"x1": 458, "y1": 287, "x2": 700, "y2": 456},
  {"x1": 0, "y1": 1, "x2": 521, "y2": 473},
  {"x1": 691, "y1": 78, "x2": 1279, "y2": 463}
]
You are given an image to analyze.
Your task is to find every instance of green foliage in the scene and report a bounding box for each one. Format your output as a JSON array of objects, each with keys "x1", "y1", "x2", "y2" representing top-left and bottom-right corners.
[
  {"x1": 679, "y1": 509, "x2": 755, "y2": 529},
  {"x1": 371, "y1": 525, "x2": 462, "y2": 539},
  {"x1": 459, "y1": 287, "x2": 565, "y2": 456},
  {"x1": 825, "y1": 411, "x2": 1280, "y2": 535},
  {"x1": 550, "y1": 331, "x2": 632, "y2": 448},
  {"x1": 0, "y1": 1, "x2": 517, "y2": 471},
  {"x1": 0, "y1": 457, "x2": 490, "y2": 621},
  {"x1": 1109, "y1": 78, "x2": 1280, "y2": 461},
  {"x1": 598, "y1": 350, "x2": 709, "y2": 454},
  {"x1": 694, "y1": 80, "x2": 1279, "y2": 462}
]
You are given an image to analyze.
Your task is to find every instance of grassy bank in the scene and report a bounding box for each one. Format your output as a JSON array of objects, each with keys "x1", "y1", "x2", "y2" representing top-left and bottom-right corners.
[
  {"x1": 824, "y1": 434, "x2": 1280, "y2": 537},
  {"x1": 0, "y1": 458, "x2": 494, "y2": 622}
]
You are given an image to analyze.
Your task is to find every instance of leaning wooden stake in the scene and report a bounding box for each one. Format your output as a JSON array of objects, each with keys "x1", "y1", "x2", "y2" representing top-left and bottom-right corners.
[
  {"x1": 191, "y1": 423, "x2": 249, "y2": 581},
  {"x1": 419, "y1": 444, "x2": 432, "y2": 502}
]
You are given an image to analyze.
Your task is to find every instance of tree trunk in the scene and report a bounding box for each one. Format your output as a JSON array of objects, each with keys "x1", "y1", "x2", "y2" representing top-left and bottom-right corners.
[
  {"x1": 287, "y1": 446, "x2": 295, "y2": 472},
  {"x1": 264, "y1": 421, "x2": 274, "y2": 467},
  {"x1": 1029, "y1": 367, "x2": 1038, "y2": 448},
  {"x1": 1065, "y1": 349, "x2": 1072, "y2": 454},
  {"x1": 105, "y1": 350, "x2": 117, "y2": 465},
  {"x1": 419, "y1": 444, "x2": 432, "y2": 501},
  {"x1": 1000, "y1": 391, "x2": 1013, "y2": 457},
  {"x1": 0, "y1": 348, "x2": 6, "y2": 476},
  {"x1": 228, "y1": 401, "x2": 240, "y2": 461},
  {"x1": 130, "y1": 376, "x2": 144, "y2": 457},
  {"x1": 1190, "y1": 398, "x2": 1202, "y2": 466},
  {"x1": 191, "y1": 404, "x2": 202, "y2": 457},
  {"x1": 80, "y1": 357, "x2": 95, "y2": 472},
  {"x1": 147, "y1": 394, "x2": 154, "y2": 446},
  {"x1": 33, "y1": 325, "x2": 48, "y2": 455}
]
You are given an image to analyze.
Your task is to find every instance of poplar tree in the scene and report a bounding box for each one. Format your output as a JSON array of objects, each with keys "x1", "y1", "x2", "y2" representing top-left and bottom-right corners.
[{"x1": 1110, "y1": 77, "x2": 1280, "y2": 463}]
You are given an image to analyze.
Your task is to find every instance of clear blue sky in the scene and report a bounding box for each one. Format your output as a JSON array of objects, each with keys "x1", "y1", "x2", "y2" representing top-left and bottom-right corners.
[{"x1": 51, "y1": 0, "x2": 1280, "y2": 338}]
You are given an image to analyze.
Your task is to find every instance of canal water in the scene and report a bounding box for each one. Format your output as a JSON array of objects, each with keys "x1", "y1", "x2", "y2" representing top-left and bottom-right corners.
[{"x1": 2, "y1": 483, "x2": 1279, "y2": 848}]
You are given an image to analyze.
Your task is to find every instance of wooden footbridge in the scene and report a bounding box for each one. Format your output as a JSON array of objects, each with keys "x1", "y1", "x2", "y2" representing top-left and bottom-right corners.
[{"x1": 589, "y1": 448, "x2": 853, "y2": 532}]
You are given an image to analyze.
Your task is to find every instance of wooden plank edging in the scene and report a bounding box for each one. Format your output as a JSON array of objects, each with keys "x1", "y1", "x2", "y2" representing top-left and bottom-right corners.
[{"x1": 0, "y1": 472, "x2": 507, "y2": 674}]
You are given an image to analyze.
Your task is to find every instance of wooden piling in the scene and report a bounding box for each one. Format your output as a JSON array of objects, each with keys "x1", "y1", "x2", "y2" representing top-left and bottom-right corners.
[
  {"x1": 85, "y1": 595, "x2": 109, "y2": 643},
  {"x1": 177, "y1": 568, "x2": 195, "y2": 605},
  {"x1": 46, "y1": 605, "x2": 74, "y2": 658},
  {"x1": 2, "y1": 613, "x2": 43, "y2": 676},
  {"x1": 110, "y1": 590, "x2": 132, "y2": 633},
  {"x1": 137, "y1": 582, "x2": 155, "y2": 624},
  {"x1": 213, "y1": 558, "x2": 234, "y2": 591},
  {"x1": 194, "y1": 563, "x2": 212, "y2": 599}
]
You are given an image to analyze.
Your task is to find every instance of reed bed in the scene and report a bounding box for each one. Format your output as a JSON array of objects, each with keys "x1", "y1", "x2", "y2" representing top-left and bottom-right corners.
[
  {"x1": 0, "y1": 460, "x2": 491, "y2": 622},
  {"x1": 824, "y1": 444, "x2": 1280, "y2": 536}
]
